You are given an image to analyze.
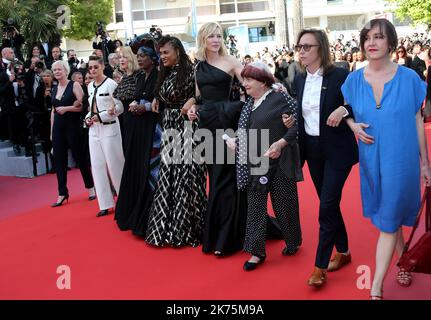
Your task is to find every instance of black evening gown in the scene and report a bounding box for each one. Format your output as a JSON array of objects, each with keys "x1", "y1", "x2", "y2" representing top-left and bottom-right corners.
[
  {"x1": 197, "y1": 61, "x2": 283, "y2": 255},
  {"x1": 114, "y1": 69, "x2": 161, "y2": 236}
]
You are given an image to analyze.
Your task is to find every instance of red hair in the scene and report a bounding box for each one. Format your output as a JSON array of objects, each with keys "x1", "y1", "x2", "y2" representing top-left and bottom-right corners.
[{"x1": 241, "y1": 63, "x2": 275, "y2": 87}]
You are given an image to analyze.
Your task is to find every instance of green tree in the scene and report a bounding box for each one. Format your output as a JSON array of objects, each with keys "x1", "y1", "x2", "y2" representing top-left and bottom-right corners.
[
  {"x1": 0, "y1": 0, "x2": 61, "y2": 45},
  {"x1": 388, "y1": 0, "x2": 431, "y2": 26},
  {"x1": 62, "y1": 0, "x2": 113, "y2": 40}
]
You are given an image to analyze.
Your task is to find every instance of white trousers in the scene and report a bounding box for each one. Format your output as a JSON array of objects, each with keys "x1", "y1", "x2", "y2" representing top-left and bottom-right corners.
[{"x1": 89, "y1": 121, "x2": 124, "y2": 210}]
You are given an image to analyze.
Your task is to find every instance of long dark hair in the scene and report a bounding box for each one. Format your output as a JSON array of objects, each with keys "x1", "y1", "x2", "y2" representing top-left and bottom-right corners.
[
  {"x1": 28, "y1": 42, "x2": 41, "y2": 59},
  {"x1": 155, "y1": 35, "x2": 193, "y2": 96},
  {"x1": 296, "y1": 29, "x2": 334, "y2": 75}
]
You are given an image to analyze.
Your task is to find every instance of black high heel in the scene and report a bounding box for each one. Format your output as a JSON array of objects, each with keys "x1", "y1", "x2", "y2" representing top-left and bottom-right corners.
[
  {"x1": 243, "y1": 255, "x2": 266, "y2": 271},
  {"x1": 51, "y1": 195, "x2": 69, "y2": 207},
  {"x1": 96, "y1": 209, "x2": 110, "y2": 217}
]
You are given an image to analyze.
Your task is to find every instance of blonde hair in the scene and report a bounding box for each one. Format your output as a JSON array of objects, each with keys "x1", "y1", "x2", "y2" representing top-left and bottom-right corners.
[
  {"x1": 118, "y1": 46, "x2": 139, "y2": 73},
  {"x1": 196, "y1": 22, "x2": 228, "y2": 61},
  {"x1": 51, "y1": 60, "x2": 70, "y2": 77},
  {"x1": 41, "y1": 69, "x2": 54, "y2": 80}
]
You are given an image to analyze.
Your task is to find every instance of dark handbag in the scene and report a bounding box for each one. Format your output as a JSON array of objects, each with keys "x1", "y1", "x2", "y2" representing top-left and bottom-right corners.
[
  {"x1": 397, "y1": 186, "x2": 431, "y2": 274},
  {"x1": 423, "y1": 99, "x2": 431, "y2": 123}
]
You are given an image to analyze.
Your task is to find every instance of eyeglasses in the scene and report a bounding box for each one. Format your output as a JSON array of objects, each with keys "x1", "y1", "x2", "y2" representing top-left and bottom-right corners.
[
  {"x1": 88, "y1": 65, "x2": 100, "y2": 70},
  {"x1": 295, "y1": 44, "x2": 319, "y2": 52}
]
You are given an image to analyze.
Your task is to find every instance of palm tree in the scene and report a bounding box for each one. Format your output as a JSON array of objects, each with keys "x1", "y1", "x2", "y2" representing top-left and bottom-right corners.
[
  {"x1": 274, "y1": 0, "x2": 289, "y2": 47},
  {"x1": 0, "y1": 0, "x2": 62, "y2": 57},
  {"x1": 292, "y1": 0, "x2": 304, "y2": 42}
]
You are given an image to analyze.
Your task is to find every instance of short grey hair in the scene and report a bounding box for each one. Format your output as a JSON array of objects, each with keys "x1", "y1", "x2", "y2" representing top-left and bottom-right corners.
[
  {"x1": 249, "y1": 61, "x2": 272, "y2": 74},
  {"x1": 1, "y1": 47, "x2": 13, "y2": 57},
  {"x1": 52, "y1": 60, "x2": 70, "y2": 76},
  {"x1": 108, "y1": 53, "x2": 119, "y2": 63}
]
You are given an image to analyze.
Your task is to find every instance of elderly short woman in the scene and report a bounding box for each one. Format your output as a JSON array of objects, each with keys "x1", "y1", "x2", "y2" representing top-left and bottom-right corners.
[{"x1": 227, "y1": 62, "x2": 303, "y2": 271}]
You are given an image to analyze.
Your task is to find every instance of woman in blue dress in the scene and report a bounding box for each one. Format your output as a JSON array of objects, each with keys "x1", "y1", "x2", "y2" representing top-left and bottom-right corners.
[{"x1": 340, "y1": 19, "x2": 431, "y2": 299}]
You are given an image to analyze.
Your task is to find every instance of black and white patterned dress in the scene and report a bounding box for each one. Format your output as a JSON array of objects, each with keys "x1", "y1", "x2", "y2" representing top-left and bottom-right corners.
[{"x1": 145, "y1": 62, "x2": 207, "y2": 247}]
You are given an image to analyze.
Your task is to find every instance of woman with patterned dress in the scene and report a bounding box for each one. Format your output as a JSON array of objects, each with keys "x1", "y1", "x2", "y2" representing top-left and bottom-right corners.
[{"x1": 145, "y1": 36, "x2": 207, "y2": 247}]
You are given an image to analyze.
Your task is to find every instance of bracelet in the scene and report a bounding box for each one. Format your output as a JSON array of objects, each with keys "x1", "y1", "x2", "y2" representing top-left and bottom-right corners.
[{"x1": 195, "y1": 96, "x2": 202, "y2": 105}]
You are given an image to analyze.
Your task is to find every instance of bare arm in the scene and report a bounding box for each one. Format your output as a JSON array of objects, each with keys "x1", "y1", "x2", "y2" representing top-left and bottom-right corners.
[
  {"x1": 50, "y1": 109, "x2": 54, "y2": 140},
  {"x1": 71, "y1": 82, "x2": 84, "y2": 112},
  {"x1": 345, "y1": 117, "x2": 374, "y2": 144},
  {"x1": 231, "y1": 56, "x2": 244, "y2": 83}
]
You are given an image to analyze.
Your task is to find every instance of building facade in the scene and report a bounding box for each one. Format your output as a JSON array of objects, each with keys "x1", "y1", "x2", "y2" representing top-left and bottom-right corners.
[{"x1": 67, "y1": 0, "x2": 414, "y2": 57}]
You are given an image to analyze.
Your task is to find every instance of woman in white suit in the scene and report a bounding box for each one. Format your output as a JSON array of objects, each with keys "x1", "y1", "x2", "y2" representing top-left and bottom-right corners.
[{"x1": 85, "y1": 55, "x2": 125, "y2": 217}]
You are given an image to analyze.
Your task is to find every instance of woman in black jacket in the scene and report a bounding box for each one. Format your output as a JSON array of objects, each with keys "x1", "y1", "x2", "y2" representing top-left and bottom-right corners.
[{"x1": 226, "y1": 62, "x2": 303, "y2": 271}]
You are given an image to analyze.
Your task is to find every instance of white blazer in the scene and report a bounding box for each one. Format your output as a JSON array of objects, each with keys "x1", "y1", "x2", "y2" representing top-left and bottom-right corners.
[{"x1": 86, "y1": 77, "x2": 123, "y2": 123}]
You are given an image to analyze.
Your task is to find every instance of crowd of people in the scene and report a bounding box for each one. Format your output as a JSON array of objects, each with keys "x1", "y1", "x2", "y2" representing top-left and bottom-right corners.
[{"x1": 1, "y1": 19, "x2": 430, "y2": 300}]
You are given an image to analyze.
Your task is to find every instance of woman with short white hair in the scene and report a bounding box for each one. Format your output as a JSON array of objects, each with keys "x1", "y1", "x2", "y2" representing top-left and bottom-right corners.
[{"x1": 50, "y1": 60, "x2": 95, "y2": 207}]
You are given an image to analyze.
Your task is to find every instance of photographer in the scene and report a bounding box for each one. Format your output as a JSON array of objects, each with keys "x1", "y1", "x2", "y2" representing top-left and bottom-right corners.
[
  {"x1": 34, "y1": 69, "x2": 55, "y2": 157},
  {"x1": 24, "y1": 56, "x2": 48, "y2": 155},
  {"x1": 1, "y1": 19, "x2": 24, "y2": 62},
  {"x1": 226, "y1": 34, "x2": 238, "y2": 57},
  {"x1": 0, "y1": 47, "x2": 16, "y2": 140},
  {"x1": 67, "y1": 49, "x2": 79, "y2": 80},
  {"x1": 92, "y1": 22, "x2": 115, "y2": 66},
  {"x1": 25, "y1": 56, "x2": 45, "y2": 112},
  {"x1": 0, "y1": 61, "x2": 31, "y2": 155}
]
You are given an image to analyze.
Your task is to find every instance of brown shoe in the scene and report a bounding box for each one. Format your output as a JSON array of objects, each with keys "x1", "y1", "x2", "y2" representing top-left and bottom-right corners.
[
  {"x1": 328, "y1": 252, "x2": 351, "y2": 272},
  {"x1": 307, "y1": 267, "x2": 327, "y2": 287}
]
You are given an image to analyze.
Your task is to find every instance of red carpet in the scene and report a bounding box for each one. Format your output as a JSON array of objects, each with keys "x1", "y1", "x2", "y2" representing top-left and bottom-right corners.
[{"x1": 1, "y1": 128, "x2": 431, "y2": 300}]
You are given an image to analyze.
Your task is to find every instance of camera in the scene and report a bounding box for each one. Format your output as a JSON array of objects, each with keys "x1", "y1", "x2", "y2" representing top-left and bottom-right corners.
[
  {"x1": 12, "y1": 62, "x2": 25, "y2": 81},
  {"x1": 13, "y1": 62, "x2": 22, "y2": 74},
  {"x1": 149, "y1": 25, "x2": 162, "y2": 41},
  {"x1": 2, "y1": 18, "x2": 16, "y2": 36},
  {"x1": 96, "y1": 21, "x2": 106, "y2": 38},
  {"x1": 35, "y1": 61, "x2": 44, "y2": 69},
  {"x1": 68, "y1": 57, "x2": 79, "y2": 67}
]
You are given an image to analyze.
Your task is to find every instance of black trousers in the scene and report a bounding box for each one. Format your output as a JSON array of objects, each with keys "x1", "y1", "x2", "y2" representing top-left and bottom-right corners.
[
  {"x1": 52, "y1": 120, "x2": 94, "y2": 196},
  {"x1": 305, "y1": 135, "x2": 351, "y2": 269},
  {"x1": 0, "y1": 112, "x2": 9, "y2": 140}
]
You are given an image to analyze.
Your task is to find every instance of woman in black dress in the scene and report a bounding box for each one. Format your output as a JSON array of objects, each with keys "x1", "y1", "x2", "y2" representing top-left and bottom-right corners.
[
  {"x1": 50, "y1": 60, "x2": 95, "y2": 206},
  {"x1": 188, "y1": 22, "x2": 283, "y2": 256},
  {"x1": 115, "y1": 45, "x2": 161, "y2": 236},
  {"x1": 145, "y1": 36, "x2": 207, "y2": 247},
  {"x1": 112, "y1": 46, "x2": 140, "y2": 145}
]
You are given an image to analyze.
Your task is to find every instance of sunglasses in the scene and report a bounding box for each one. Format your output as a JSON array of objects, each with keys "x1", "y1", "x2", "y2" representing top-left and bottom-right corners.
[
  {"x1": 295, "y1": 44, "x2": 319, "y2": 52},
  {"x1": 88, "y1": 65, "x2": 100, "y2": 70}
]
